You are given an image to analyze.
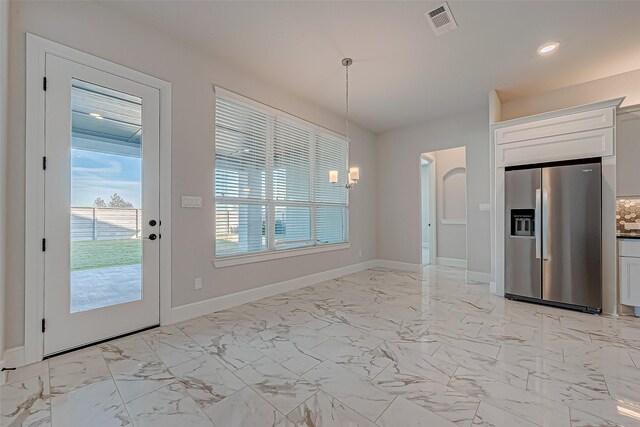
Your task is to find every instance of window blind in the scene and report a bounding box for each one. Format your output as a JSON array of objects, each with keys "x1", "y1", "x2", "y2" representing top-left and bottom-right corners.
[{"x1": 215, "y1": 90, "x2": 349, "y2": 258}]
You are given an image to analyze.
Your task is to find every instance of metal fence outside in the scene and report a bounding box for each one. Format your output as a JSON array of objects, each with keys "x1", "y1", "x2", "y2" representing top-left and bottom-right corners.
[{"x1": 71, "y1": 207, "x2": 142, "y2": 241}]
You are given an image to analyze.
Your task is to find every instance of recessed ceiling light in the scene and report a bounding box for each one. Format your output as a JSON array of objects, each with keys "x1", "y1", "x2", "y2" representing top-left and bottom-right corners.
[{"x1": 537, "y1": 42, "x2": 559, "y2": 55}]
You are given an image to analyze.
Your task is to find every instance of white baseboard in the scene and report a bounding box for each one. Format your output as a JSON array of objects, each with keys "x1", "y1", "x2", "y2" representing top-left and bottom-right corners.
[
  {"x1": 436, "y1": 257, "x2": 467, "y2": 268},
  {"x1": 166, "y1": 260, "x2": 378, "y2": 325},
  {"x1": 2, "y1": 346, "x2": 25, "y2": 369},
  {"x1": 374, "y1": 259, "x2": 421, "y2": 272},
  {"x1": 465, "y1": 270, "x2": 491, "y2": 283}
]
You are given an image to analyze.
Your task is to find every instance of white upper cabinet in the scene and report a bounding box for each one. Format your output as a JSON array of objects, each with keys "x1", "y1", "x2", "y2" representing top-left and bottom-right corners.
[
  {"x1": 494, "y1": 99, "x2": 623, "y2": 168},
  {"x1": 616, "y1": 108, "x2": 640, "y2": 197},
  {"x1": 496, "y1": 128, "x2": 613, "y2": 167},
  {"x1": 495, "y1": 107, "x2": 613, "y2": 145}
]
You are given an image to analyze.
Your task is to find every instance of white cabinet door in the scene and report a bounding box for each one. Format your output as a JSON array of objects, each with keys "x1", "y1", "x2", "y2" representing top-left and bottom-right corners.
[
  {"x1": 616, "y1": 109, "x2": 640, "y2": 197},
  {"x1": 620, "y1": 256, "x2": 640, "y2": 306},
  {"x1": 495, "y1": 107, "x2": 614, "y2": 145},
  {"x1": 495, "y1": 127, "x2": 613, "y2": 167}
]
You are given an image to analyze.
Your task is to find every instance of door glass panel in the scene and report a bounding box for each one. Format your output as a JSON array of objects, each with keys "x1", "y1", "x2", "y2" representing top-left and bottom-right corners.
[{"x1": 70, "y1": 79, "x2": 143, "y2": 313}]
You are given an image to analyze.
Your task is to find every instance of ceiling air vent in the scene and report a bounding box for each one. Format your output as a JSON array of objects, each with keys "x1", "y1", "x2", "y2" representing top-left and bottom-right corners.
[{"x1": 425, "y1": 2, "x2": 458, "y2": 36}]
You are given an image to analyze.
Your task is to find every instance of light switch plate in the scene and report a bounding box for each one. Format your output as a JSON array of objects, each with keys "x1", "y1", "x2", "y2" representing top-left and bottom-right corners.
[
  {"x1": 479, "y1": 203, "x2": 491, "y2": 212},
  {"x1": 194, "y1": 277, "x2": 202, "y2": 290},
  {"x1": 182, "y1": 196, "x2": 202, "y2": 208}
]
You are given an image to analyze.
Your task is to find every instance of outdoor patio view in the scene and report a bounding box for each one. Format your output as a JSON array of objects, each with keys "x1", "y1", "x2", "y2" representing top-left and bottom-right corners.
[{"x1": 69, "y1": 80, "x2": 143, "y2": 313}]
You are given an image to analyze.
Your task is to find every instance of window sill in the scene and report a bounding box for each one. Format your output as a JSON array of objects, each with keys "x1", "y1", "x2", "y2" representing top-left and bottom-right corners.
[{"x1": 213, "y1": 242, "x2": 351, "y2": 268}]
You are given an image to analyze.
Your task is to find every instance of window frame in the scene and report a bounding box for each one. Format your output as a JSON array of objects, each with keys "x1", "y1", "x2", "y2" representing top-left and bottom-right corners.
[{"x1": 213, "y1": 87, "x2": 350, "y2": 267}]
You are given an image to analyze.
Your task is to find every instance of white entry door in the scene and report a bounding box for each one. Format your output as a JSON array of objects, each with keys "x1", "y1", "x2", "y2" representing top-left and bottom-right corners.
[{"x1": 43, "y1": 54, "x2": 160, "y2": 355}]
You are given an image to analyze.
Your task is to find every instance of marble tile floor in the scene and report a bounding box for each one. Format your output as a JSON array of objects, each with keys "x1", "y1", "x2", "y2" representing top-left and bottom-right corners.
[{"x1": 3, "y1": 265, "x2": 640, "y2": 426}]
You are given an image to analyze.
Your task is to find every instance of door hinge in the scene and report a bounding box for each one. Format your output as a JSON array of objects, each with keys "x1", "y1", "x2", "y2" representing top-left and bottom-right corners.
[
  {"x1": 42, "y1": 156, "x2": 47, "y2": 170},
  {"x1": 42, "y1": 238, "x2": 46, "y2": 252},
  {"x1": 42, "y1": 319, "x2": 46, "y2": 333},
  {"x1": 43, "y1": 77, "x2": 47, "y2": 91}
]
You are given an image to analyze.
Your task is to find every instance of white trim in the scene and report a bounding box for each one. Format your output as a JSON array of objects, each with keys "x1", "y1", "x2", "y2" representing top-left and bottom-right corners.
[
  {"x1": 166, "y1": 260, "x2": 377, "y2": 324},
  {"x1": 490, "y1": 281, "x2": 497, "y2": 294},
  {"x1": 419, "y1": 153, "x2": 437, "y2": 266},
  {"x1": 437, "y1": 257, "x2": 467, "y2": 268},
  {"x1": 214, "y1": 243, "x2": 350, "y2": 268},
  {"x1": 466, "y1": 270, "x2": 491, "y2": 283},
  {"x1": 0, "y1": 0, "x2": 8, "y2": 366},
  {"x1": 440, "y1": 219, "x2": 466, "y2": 225},
  {"x1": 374, "y1": 259, "x2": 422, "y2": 272},
  {"x1": 2, "y1": 347, "x2": 25, "y2": 369},
  {"x1": 159, "y1": 79, "x2": 172, "y2": 328},
  {"x1": 24, "y1": 34, "x2": 172, "y2": 364}
]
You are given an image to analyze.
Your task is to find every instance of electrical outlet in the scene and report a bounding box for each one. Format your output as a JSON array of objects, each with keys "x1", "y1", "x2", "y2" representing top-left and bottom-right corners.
[{"x1": 194, "y1": 277, "x2": 202, "y2": 290}]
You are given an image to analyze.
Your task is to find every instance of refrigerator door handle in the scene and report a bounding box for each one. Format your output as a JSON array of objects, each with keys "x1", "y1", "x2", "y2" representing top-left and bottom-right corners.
[
  {"x1": 535, "y1": 188, "x2": 541, "y2": 259},
  {"x1": 542, "y1": 188, "x2": 549, "y2": 260}
]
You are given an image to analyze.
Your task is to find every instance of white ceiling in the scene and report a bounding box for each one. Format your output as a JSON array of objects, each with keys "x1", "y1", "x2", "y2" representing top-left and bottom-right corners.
[{"x1": 100, "y1": 1, "x2": 640, "y2": 133}]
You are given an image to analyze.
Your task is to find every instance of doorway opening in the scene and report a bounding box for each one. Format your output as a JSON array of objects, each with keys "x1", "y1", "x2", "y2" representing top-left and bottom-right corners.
[{"x1": 420, "y1": 147, "x2": 467, "y2": 268}]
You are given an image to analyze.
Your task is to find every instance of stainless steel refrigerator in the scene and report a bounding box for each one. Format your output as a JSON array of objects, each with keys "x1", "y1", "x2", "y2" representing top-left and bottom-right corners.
[{"x1": 505, "y1": 159, "x2": 602, "y2": 313}]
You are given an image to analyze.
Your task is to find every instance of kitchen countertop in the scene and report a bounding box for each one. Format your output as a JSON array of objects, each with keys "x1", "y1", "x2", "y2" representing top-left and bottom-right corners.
[{"x1": 617, "y1": 233, "x2": 640, "y2": 239}]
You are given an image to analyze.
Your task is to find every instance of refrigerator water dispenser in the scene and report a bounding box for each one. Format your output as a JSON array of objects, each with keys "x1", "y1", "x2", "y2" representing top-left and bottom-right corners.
[{"x1": 510, "y1": 209, "x2": 535, "y2": 237}]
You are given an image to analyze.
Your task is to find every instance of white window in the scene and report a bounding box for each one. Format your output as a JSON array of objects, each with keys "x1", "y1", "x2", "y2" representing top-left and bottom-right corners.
[{"x1": 214, "y1": 88, "x2": 349, "y2": 263}]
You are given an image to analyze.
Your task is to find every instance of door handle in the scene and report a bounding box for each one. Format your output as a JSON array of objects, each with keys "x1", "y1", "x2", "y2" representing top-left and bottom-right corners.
[
  {"x1": 542, "y1": 188, "x2": 549, "y2": 260},
  {"x1": 143, "y1": 234, "x2": 157, "y2": 241},
  {"x1": 535, "y1": 189, "x2": 541, "y2": 259}
]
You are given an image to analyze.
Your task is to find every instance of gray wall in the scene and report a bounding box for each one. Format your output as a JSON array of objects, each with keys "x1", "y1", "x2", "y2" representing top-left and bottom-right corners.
[
  {"x1": 434, "y1": 147, "x2": 466, "y2": 262},
  {"x1": 376, "y1": 108, "x2": 490, "y2": 274},
  {"x1": 500, "y1": 68, "x2": 640, "y2": 121},
  {"x1": 420, "y1": 163, "x2": 429, "y2": 247},
  {"x1": 4, "y1": 1, "x2": 377, "y2": 349}
]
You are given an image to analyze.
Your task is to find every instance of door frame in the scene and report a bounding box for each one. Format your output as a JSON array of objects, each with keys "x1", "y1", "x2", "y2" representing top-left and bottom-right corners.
[
  {"x1": 24, "y1": 34, "x2": 172, "y2": 364},
  {"x1": 419, "y1": 153, "x2": 437, "y2": 266}
]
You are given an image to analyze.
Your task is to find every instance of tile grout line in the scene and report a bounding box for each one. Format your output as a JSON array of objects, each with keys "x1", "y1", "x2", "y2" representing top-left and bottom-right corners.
[
  {"x1": 98, "y1": 344, "x2": 134, "y2": 426},
  {"x1": 373, "y1": 395, "x2": 398, "y2": 424}
]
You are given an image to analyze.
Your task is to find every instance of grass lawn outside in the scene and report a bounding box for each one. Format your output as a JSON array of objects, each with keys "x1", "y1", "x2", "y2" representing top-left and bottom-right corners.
[{"x1": 71, "y1": 239, "x2": 142, "y2": 271}]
